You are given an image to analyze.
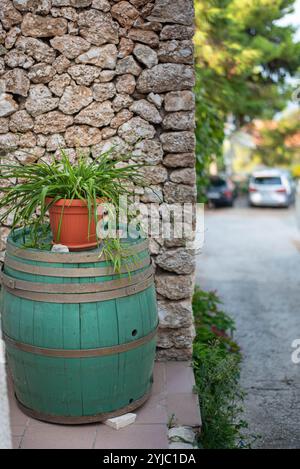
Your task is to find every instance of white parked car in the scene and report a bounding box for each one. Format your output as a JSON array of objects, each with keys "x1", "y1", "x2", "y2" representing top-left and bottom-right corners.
[
  {"x1": 296, "y1": 180, "x2": 300, "y2": 229},
  {"x1": 248, "y1": 169, "x2": 295, "y2": 208}
]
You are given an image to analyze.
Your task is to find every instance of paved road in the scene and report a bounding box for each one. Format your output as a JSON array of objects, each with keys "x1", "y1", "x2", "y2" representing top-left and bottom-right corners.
[{"x1": 196, "y1": 199, "x2": 300, "y2": 448}]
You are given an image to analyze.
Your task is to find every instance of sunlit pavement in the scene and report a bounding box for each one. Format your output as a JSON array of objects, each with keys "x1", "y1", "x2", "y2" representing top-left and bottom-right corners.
[{"x1": 196, "y1": 198, "x2": 300, "y2": 448}]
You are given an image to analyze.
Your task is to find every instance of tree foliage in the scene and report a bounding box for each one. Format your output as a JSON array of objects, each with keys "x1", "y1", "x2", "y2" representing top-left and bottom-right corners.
[
  {"x1": 195, "y1": 0, "x2": 300, "y2": 124},
  {"x1": 254, "y1": 110, "x2": 300, "y2": 166},
  {"x1": 195, "y1": 70, "x2": 225, "y2": 199},
  {"x1": 194, "y1": 0, "x2": 300, "y2": 186}
]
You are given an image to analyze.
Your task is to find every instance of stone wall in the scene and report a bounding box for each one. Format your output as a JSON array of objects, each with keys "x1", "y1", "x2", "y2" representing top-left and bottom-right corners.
[{"x1": 0, "y1": 0, "x2": 196, "y2": 360}]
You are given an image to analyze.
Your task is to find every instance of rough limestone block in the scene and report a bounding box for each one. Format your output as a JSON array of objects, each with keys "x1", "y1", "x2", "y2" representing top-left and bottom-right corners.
[
  {"x1": 169, "y1": 442, "x2": 195, "y2": 449},
  {"x1": 147, "y1": 0, "x2": 194, "y2": 26},
  {"x1": 168, "y1": 426, "x2": 196, "y2": 444},
  {"x1": 51, "y1": 244, "x2": 69, "y2": 253},
  {"x1": 104, "y1": 413, "x2": 136, "y2": 430}
]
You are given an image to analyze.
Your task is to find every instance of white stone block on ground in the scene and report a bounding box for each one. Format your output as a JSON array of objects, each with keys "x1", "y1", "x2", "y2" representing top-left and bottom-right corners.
[
  {"x1": 51, "y1": 244, "x2": 69, "y2": 253},
  {"x1": 104, "y1": 413, "x2": 136, "y2": 430}
]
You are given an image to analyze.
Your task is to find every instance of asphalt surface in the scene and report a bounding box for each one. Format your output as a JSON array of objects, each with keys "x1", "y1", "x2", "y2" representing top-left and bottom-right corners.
[{"x1": 196, "y1": 198, "x2": 300, "y2": 448}]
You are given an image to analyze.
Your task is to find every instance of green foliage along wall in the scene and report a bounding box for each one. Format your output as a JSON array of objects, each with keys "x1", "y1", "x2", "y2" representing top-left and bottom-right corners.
[{"x1": 194, "y1": 0, "x2": 300, "y2": 182}]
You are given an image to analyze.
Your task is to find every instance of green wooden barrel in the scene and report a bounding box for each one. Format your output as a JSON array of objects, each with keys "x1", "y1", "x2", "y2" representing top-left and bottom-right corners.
[{"x1": 0, "y1": 228, "x2": 158, "y2": 424}]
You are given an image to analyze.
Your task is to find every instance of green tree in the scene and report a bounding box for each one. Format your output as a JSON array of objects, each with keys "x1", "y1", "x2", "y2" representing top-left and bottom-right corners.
[
  {"x1": 195, "y1": 71, "x2": 225, "y2": 199},
  {"x1": 194, "y1": 0, "x2": 300, "y2": 192},
  {"x1": 254, "y1": 110, "x2": 300, "y2": 166},
  {"x1": 195, "y1": 0, "x2": 300, "y2": 124}
]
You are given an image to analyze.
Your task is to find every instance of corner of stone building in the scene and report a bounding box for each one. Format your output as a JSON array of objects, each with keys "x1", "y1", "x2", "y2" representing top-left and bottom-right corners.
[{"x1": 0, "y1": 0, "x2": 197, "y2": 361}]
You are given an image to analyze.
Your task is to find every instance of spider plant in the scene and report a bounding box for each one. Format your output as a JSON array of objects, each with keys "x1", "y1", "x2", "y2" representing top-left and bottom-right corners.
[
  {"x1": 0, "y1": 148, "x2": 146, "y2": 270},
  {"x1": 99, "y1": 237, "x2": 141, "y2": 275}
]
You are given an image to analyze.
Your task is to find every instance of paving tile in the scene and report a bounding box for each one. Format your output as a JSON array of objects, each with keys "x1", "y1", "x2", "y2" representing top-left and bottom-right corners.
[
  {"x1": 135, "y1": 392, "x2": 167, "y2": 424},
  {"x1": 7, "y1": 359, "x2": 201, "y2": 449},
  {"x1": 11, "y1": 425, "x2": 27, "y2": 437},
  {"x1": 21, "y1": 421, "x2": 98, "y2": 449},
  {"x1": 8, "y1": 394, "x2": 30, "y2": 427},
  {"x1": 166, "y1": 392, "x2": 201, "y2": 427},
  {"x1": 12, "y1": 436, "x2": 22, "y2": 450},
  {"x1": 94, "y1": 423, "x2": 169, "y2": 449},
  {"x1": 152, "y1": 362, "x2": 166, "y2": 395},
  {"x1": 6, "y1": 372, "x2": 14, "y2": 392},
  {"x1": 166, "y1": 361, "x2": 196, "y2": 394}
]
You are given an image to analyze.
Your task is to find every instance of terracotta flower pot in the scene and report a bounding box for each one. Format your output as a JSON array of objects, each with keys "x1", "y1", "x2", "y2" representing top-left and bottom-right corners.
[{"x1": 46, "y1": 198, "x2": 104, "y2": 251}]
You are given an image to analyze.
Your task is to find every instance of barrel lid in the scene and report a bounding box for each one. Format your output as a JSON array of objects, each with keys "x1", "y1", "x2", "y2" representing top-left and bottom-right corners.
[{"x1": 7, "y1": 225, "x2": 148, "y2": 262}]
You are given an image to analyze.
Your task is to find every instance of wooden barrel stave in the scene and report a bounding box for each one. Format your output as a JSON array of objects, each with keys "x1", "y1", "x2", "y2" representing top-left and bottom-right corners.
[
  {"x1": 2, "y1": 286, "x2": 157, "y2": 347},
  {"x1": 6, "y1": 341, "x2": 156, "y2": 418},
  {"x1": 1, "y1": 228, "x2": 158, "y2": 423}
]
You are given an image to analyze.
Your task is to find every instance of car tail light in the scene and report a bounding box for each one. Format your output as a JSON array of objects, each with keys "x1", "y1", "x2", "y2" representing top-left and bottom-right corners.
[
  {"x1": 249, "y1": 186, "x2": 257, "y2": 192},
  {"x1": 276, "y1": 187, "x2": 286, "y2": 193},
  {"x1": 223, "y1": 190, "x2": 232, "y2": 199}
]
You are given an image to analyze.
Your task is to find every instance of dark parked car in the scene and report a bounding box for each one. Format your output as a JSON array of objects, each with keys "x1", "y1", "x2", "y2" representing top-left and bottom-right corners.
[{"x1": 206, "y1": 176, "x2": 235, "y2": 207}]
